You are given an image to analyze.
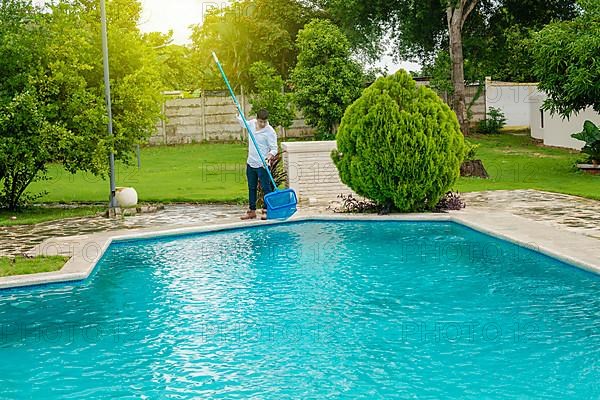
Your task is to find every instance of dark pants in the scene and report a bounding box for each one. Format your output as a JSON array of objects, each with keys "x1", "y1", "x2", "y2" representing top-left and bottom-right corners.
[{"x1": 246, "y1": 164, "x2": 273, "y2": 210}]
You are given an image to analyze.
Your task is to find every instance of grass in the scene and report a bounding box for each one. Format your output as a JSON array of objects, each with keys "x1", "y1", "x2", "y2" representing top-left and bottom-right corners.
[
  {"x1": 457, "y1": 133, "x2": 600, "y2": 200},
  {"x1": 10, "y1": 135, "x2": 598, "y2": 227},
  {"x1": 0, "y1": 256, "x2": 69, "y2": 277},
  {"x1": 27, "y1": 143, "x2": 249, "y2": 203},
  {"x1": 0, "y1": 206, "x2": 105, "y2": 226}
]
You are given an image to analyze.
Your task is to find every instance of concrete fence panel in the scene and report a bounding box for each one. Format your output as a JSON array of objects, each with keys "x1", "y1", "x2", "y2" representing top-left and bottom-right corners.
[
  {"x1": 485, "y1": 78, "x2": 540, "y2": 128},
  {"x1": 150, "y1": 93, "x2": 316, "y2": 145}
]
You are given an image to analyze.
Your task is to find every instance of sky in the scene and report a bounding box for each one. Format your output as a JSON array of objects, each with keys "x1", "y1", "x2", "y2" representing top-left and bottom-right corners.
[
  {"x1": 137, "y1": 0, "x2": 421, "y2": 74},
  {"x1": 138, "y1": 0, "x2": 211, "y2": 44}
]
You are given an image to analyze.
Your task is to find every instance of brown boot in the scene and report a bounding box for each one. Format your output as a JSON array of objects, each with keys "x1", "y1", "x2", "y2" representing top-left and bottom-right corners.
[{"x1": 240, "y1": 210, "x2": 257, "y2": 220}]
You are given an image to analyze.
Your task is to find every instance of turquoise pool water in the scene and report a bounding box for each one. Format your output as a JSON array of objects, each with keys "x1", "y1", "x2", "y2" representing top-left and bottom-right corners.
[{"x1": 1, "y1": 221, "x2": 599, "y2": 398}]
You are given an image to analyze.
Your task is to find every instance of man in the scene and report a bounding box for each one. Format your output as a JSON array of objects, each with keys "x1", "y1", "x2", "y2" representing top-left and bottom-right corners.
[{"x1": 237, "y1": 109, "x2": 278, "y2": 220}]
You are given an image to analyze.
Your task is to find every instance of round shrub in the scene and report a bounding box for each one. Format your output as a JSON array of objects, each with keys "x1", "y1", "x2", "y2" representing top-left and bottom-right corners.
[{"x1": 332, "y1": 70, "x2": 465, "y2": 212}]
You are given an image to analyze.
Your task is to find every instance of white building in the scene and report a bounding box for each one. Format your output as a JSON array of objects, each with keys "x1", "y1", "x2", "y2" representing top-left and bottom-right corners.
[
  {"x1": 485, "y1": 77, "x2": 600, "y2": 150},
  {"x1": 529, "y1": 92, "x2": 600, "y2": 150}
]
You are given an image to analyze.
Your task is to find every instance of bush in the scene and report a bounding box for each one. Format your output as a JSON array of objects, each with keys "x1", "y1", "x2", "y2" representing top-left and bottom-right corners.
[
  {"x1": 477, "y1": 107, "x2": 506, "y2": 134},
  {"x1": 332, "y1": 70, "x2": 465, "y2": 212},
  {"x1": 434, "y1": 192, "x2": 466, "y2": 212},
  {"x1": 464, "y1": 140, "x2": 479, "y2": 161},
  {"x1": 571, "y1": 120, "x2": 600, "y2": 163},
  {"x1": 335, "y1": 194, "x2": 379, "y2": 213}
]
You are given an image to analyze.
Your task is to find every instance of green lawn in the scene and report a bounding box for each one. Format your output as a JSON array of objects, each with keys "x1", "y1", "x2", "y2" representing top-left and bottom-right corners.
[
  {"x1": 18, "y1": 135, "x2": 600, "y2": 221},
  {"x1": 28, "y1": 143, "x2": 249, "y2": 203},
  {"x1": 456, "y1": 134, "x2": 600, "y2": 200},
  {"x1": 0, "y1": 256, "x2": 69, "y2": 277}
]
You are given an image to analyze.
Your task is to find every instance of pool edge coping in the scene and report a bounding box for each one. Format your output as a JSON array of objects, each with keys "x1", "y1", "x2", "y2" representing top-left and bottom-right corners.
[{"x1": 1, "y1": 211, "x2": 599, "y2": 290}]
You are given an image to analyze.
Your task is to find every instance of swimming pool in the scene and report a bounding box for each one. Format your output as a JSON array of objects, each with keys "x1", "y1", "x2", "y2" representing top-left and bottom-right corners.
[{"x1": 1, "y1": 221, "x2": 599, "y2": 398}]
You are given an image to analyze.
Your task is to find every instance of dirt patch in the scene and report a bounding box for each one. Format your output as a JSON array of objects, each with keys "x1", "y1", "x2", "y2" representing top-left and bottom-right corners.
[
  {"x1": 461, "y1": 160, "x2": 489, "y2": 178},
  {"x1": 499, "y1": 149, "x2": 563, "y2": 158}
]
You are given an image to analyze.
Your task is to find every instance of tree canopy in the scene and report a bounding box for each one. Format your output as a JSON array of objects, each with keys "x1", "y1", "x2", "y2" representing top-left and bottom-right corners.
[
  {"x1": 143, "y1": 31, "x2": 197, "y2": 91},
  {"x1": 290, "y1": 19, "x2": 364, "y2": 139},
  {"x1": 313, "y1": 0, "x2": 579, "y2": 133},
  {"x1": 316, "y1": 0, "x2": 578, "y2": 82},
  {"x1": 0, "y1": 0, "x2": 163, "y2": 209},
  {"x1": 532, "y1": 1, "x2": 600, "y2": 117},
  {"x1": 44, "y1": 0, "x2": 163, "y2": 170},
  {"x1": 191, "y1": 0, "x2": 319, "y2": 91},
  {"x1": 248, "y1": 61, "x2": 294, "y2": 129}
]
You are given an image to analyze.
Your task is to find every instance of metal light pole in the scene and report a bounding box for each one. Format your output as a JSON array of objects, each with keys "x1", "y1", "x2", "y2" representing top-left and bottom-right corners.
[{"x1": 100, "y1": 0, "x2": 118, "y2": 212}]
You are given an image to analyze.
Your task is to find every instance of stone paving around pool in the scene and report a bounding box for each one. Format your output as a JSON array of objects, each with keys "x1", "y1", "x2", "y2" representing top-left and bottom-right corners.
[
  {"x1": 461, "y1": 190, "x2": 600, "y2": 240},
  {"x1": 0, "y1": 204, "x2": 243, "y2": 257},
  {"x1": 1, "y1": 190, "x2": 599, "y2": 259}
]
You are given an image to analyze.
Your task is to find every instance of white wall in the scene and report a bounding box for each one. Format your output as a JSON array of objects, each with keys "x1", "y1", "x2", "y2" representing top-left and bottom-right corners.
[
  {"x1": 527, "y1": 91, "x2": 599, "y2": 150},
  {"x1": 529, "y1": 93, "x2": 545, "y2": 140},
  {"x1": 282, "y1": 141, "x2": 357, "y2": 203},
  {"x1": 485, "y1": 79, "x2": 539, "y2": 128},
  {"x1": 542, "y1": 109, "x2": 598, "y2": 150}
]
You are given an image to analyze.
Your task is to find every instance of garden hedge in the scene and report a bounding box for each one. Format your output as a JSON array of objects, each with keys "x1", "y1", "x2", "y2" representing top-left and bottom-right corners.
[{"x1": 332, "y1": 70, "x2": 465, "y2": 212}]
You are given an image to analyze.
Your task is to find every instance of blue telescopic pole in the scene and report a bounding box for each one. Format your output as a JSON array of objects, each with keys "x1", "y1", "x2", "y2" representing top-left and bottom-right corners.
[{"x1": 212, "y1": 52, "x2": 278, "y2": 190}]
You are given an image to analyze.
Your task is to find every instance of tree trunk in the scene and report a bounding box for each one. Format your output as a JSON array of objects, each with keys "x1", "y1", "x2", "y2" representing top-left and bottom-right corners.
[
  {"x1": 448, "y1": 19, "x2": 468, "y2": 134},
  {"x1": 446, "y1": 1, "x2": 478, "y2": 135}
]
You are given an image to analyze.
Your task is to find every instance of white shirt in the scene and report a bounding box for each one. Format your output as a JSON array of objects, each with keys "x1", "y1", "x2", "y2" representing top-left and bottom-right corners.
[{"x1": 237, "y1": 115, "x2": 278, "y2": 168}]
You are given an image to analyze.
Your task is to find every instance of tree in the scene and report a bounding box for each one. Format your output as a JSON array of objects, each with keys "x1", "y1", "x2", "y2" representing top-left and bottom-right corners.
[
  {"x1": 0, "y1": 1, "x2": 71, "y2": 210},
  {"x1": 290, "y1": 19, "x2": 364, "y2": 139},
  {"x1": 248, "y1": 62, "x2": 294, "y2": 130},
  {"x1": 332, "y1": 70, "x2": 465, "y2": 212},
  {"x1": 0, "y1": 93, "x2": 71, "y2": 210},
  {"x1": 191, "y1": 0, "x2": 318, "y2": 90},
  {"x1": 314, "y1": 0, "x2": 578, "y2": 132},
  {"x1": 43, "y1": 0, "x2": 163, "y2": 170},
  {"x1": 445, "y1": 0, "x2": 479, "y2": 133},
  {"x1": 0, "y1": 0, "x2": 163, "y2": 209},
  {"x1": 144, "y1": 31, "x2": 197, "y2": 91},
  {"x1": 532, "y1": 2, "x2": 600, "y2": 117}
]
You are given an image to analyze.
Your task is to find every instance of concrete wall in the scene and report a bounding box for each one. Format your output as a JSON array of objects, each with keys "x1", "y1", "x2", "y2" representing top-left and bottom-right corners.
[
  {"x1": 150, "y1": 93, "x2": 315, "y2": 145},
  {"x1": 282, "y1": 141, "x2": 357, "y2": 203},
  {"x1": 152, "y1": 81, "x2": 599, "y2": 151},
  {"x1": 529, "y1": 92, "x2": 545, "y2": 140},
  {"x1": 416, "y1": 80, "x2": 486, "y2": 124},
  {"x1": 485, "y1": 78, "x2": 539, "y2": 128},
  {"x1": 543, "y1": 110, "x2": 595, "y2": 150},
  {"x1": 528, "y1": 92, "x2": 599, "y2": 150},
  {"x1": 151, "y1": 82, "x2": 488, "y2": 146},
  {"x1": 465, "y1": 85, "x2": 486, "y2": 124}
]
